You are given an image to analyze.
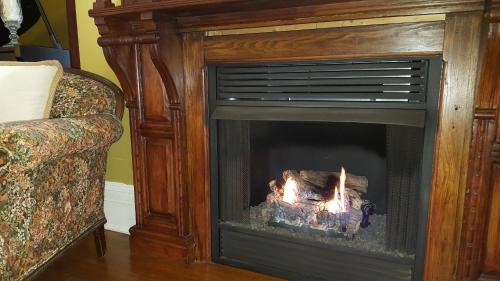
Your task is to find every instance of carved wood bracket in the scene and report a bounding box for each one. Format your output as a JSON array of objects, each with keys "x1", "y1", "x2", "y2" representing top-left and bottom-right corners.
[{"x1": 94, "y1": 11, "x2": 181, "y2": 107}]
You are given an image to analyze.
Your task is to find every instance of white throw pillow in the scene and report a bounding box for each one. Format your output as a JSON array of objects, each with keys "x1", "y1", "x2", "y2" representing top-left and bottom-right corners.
[{"x1": 0, "y1": 60, "x2": 63, "y2": 123}]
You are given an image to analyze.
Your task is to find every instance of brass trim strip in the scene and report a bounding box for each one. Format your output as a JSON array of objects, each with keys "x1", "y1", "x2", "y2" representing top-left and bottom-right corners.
[{"x1": 205, "y1": 14, "x2": 446, "y2": 37}]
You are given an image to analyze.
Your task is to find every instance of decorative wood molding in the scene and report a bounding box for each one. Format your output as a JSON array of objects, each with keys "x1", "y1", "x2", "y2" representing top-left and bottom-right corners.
[
  {"x1": 457, "y1": 10, "x2": 500, "y2": 281},
  {"x1": 493, "y1": 141, "x2": 500, "y2": 162},
  {"x1": 458, "y1": 117, "x2": 497, "y2": 280},
  {"x1": 92, "y1": 11, "x2": 196, "y2": 261},
  {"x1": 101, "y1": 45, "x2": 137, "y2": 107},
  {"x1": 89, "y1": 0, "x2": 484, "y2": 33},
  {"x1": 475, "y1": 108, "x2": 498, "y2": 119},
  {"x1": 483, "y1": 164, "x2": 500, "y2": 274},
  {"x1": 91, "y1": 0, "x2": 240, "y2": 17},
  {"x1": 176, "y1": 0, "x2": 484, "y2": 32},
  {"x1": 149, "y1": 44, "x2": 180, "y2": 105}
]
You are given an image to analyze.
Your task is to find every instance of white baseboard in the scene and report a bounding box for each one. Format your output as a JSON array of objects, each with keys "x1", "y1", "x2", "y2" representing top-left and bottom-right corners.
[{"x1": 104, "y1": 181, "x2": 136, "y2": 234}]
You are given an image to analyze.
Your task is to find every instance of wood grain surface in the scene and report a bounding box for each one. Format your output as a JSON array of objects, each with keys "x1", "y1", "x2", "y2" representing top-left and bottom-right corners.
[
  {"x1": 176, "y1": 0, "x2": 483, "y2": 32},
  {"x1": 34, "y1": 231, "x2": 282, "y2": 281},
  {"x1": 457, "y1": 9, "x2": 500, "y2": 280},
  {"x1": 205, "y1": 21, "x2": 444, "y2": 63},
  {"x1": 484, "y1": 165, "x2": 500, "y2": 275},
  {"x1": 182, "y1": 32, "x2": 212, "y2": 262},
  {"x1": 423, "y1": 12, "x2": 483, "y2": 281},
  {"x1": 205, "y1": 14, "x2": 446, "y2": 36}
]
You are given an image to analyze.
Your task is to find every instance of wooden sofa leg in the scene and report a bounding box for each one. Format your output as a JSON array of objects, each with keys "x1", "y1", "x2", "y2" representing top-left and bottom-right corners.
[{"x1": 93, "y1": 224, "x2": 107, "y2": 258}]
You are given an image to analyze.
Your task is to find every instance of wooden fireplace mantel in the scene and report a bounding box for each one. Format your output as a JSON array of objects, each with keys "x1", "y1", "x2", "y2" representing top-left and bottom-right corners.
[{"x1": 90, "y1": 1, "x2": 499, "y2": 280}]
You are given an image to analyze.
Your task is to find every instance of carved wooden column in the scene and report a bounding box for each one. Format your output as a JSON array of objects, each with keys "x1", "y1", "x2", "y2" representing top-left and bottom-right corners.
[
  {"x1": 93, "y1": 0, "x2": 195, "y2": 261},
  {"x1": 458, "y1": 1, "x2": 500, "y2": 280}
]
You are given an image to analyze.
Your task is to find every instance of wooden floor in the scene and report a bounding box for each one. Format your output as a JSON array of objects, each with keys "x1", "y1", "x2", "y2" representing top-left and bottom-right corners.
[
  {"x1": 32, "y1": 230, "x2": 500, "y2": 281},
  {"x1": 34, "y1": 231, "x2": 282, "y2": 281}
]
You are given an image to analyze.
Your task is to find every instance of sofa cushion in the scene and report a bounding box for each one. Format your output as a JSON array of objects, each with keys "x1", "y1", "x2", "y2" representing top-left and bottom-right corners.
[{"x1": 0, "y1": 60, "x2": 63, "y2": 123}]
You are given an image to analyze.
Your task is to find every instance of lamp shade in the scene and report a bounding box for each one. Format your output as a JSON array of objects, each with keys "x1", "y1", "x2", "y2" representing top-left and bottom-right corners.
[
  {"x1": 0, "y1": 0, "x2": 23, "y2": 46},
  {"x1": 1, "y1": 0, "x2": 22, "y2": 23}
]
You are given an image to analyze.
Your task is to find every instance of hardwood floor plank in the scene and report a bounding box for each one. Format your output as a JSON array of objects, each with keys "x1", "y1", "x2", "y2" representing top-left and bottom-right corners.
[{"x1": 34, "y1": 231, "x2": 282, "y2": 281}]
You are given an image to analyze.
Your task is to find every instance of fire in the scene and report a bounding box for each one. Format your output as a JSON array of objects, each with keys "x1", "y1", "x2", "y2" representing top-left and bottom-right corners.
[
  {"x1": 326, "y1": 167, "x2": 347, "y2": 214},
  {"x1": 282, "y1": 178, "x2": 298, "y2": 204}
]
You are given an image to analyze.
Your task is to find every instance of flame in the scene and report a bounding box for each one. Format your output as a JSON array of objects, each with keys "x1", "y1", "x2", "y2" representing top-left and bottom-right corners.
[
  {"x1": 326, "y1": 167, "x2": 347, "y2": 214},
  {"x1": 283, "y1": 178, "x2": 298, "y2": 204}
]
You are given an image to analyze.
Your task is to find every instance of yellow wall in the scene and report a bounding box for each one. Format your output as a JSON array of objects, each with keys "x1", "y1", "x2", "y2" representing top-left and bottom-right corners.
[
  {"x1": 75, "y1": 0, "x2": 133, "y2": 185},
  {"x1": 19, "y1": 0, "x2": 69, "y2": 48}
]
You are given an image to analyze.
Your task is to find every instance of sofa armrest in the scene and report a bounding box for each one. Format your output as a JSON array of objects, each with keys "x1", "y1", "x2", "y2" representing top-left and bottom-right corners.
[
  {"x1": 50, "y1": 70, "x2": 124, "y2": 119},
  {"x1": 0, "y1": 114, "x2": 123, "y2": 174}
]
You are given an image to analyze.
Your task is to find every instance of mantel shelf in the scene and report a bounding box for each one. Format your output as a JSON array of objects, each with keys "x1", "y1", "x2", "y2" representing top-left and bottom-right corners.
[
  {"x1": 89, "y1": 0, "x2": 484, "y2": 31},
  {"x1": 89, "y1": 0, "x2": 241, "y2": 17}
]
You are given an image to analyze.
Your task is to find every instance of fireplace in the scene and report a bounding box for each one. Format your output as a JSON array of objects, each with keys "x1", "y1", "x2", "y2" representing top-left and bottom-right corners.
[
  {"x1": 210, "y1": 58, "x2": 442, "y2": 280},
  {"x1": 90, "y1": 1, "x2": 491, "y2": 279}
]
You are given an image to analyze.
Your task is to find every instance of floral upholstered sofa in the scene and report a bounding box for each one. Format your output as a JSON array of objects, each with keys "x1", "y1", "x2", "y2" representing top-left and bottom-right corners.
[{"x1": 0, "y1": 69, "x2": 124, "y2": 280}]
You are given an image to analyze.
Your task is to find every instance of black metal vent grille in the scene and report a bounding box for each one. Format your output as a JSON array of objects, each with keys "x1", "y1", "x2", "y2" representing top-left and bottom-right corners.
[{"x1": 216, "y1": 59, "x2": 430, "y2": 103}]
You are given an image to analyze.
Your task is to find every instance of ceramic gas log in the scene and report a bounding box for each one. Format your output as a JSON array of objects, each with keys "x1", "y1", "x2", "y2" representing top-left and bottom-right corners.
[{"x1": 264, "y1": 168, "x2": 371, "y2": 238}]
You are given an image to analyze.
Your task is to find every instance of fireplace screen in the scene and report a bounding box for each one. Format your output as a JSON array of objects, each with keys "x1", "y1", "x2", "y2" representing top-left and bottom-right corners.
[{"x1": 210, "y1": 58, "x2": 442, "y2": 281}]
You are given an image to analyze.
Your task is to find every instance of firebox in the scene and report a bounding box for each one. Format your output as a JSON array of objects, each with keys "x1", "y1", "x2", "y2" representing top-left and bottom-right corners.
[{"x1": 209, "y1": 58, "x2": 442, "y2": 281}]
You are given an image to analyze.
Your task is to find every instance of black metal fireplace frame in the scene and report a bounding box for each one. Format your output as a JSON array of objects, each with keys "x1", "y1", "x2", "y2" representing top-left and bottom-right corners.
[{"x1": 209, "y1": 56, "x2": 442, "y2": 281}]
